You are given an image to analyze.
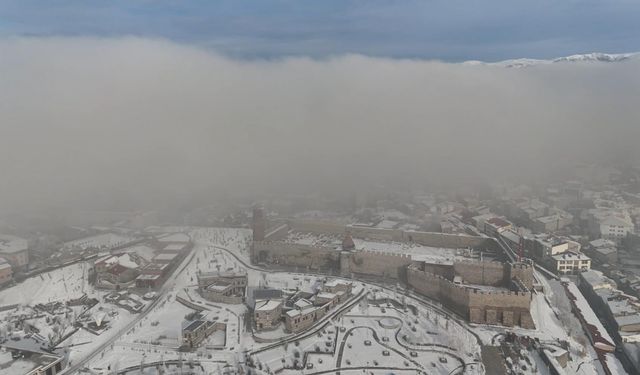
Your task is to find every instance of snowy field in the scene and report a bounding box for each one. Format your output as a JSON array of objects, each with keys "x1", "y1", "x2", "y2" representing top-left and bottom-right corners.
[
  {"x1": 87, "y1": 226, "x2": 482, "y2": 374},
  {"x1": 250, "y1": 286, "x2": 480, "y2": 375},
  {"x1": 353, "y1": 238, "x2": 486, "y2": 264},
  {"x1": 0, "y1": 262, "x2": 90, "y2": 306},
  {"x1": 62, "y1": 233, "x2": 135, "y2": 251}
]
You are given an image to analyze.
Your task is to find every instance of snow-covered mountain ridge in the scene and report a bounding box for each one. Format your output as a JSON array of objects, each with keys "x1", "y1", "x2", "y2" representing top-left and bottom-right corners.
[{"x1": 464, "y1": 52, "x2": 639, "y2": 68}]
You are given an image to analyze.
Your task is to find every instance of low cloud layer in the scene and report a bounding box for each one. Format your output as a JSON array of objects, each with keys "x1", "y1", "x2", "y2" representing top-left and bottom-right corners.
[{"x1": 1, "y1": 37, "x2": 639, "y2": 212}]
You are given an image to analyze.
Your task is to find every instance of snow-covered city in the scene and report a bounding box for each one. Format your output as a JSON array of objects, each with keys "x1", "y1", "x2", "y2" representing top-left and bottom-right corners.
[
  {"x1": 5, "y1": 177, "x2": 640, "y2": 375},
  {"x1": 3, "y1": 2, "x2": 640, "y2": 374}
]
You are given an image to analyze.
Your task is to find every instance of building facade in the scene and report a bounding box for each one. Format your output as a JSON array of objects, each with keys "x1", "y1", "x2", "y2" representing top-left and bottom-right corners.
[
  {"x1": 0, "y1": 234, "x2": 29, "y2": 272},
  {"x1": 254, "y1": 299, "x2": 283, "y2": 331},
  {"x1": 198, "y1": 271, "x2": 247, "y2": 304},
  {"x1": 0, "y1": 257, "x2": 13, "y2": 286}
]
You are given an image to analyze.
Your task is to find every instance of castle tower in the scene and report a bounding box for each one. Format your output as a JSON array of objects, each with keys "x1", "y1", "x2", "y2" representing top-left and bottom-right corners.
[
  {"x1": 250, "y1": 205, "x2": 266, "y2": 264},
  {"x1": 342, "y1": 232, "x2": 355, "y2": 251},
  {"x1": 507, "y1": 262, "x2": 534, "y2": 290},
  {"x1": 252, "y1": 205, "x2": 266, "y2": 242}
]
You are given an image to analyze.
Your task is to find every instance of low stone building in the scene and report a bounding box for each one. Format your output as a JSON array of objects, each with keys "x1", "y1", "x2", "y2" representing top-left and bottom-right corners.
[
  {"x1": 254, "y1": 299, "x2": 283, "y2": 331},
  {"x1": 0, "y1": 257, "x2": 13, "y2": 286},
  {"x1": 285, "y1": 302, "x2": 326, "y2": 333},
  {"x1": 198, "y1": 271, "x2": 247, "y2": 304},
  {"x1": 0, "y1": 234, "x2": 29, "y2": 272},
  {"x1": 152, "y1": 252, "x2": 180, "y2": 265},
  {"x1": 284, "y1": 280, "x2": 353, "y2": 333},
  {"x1": 323, "y1": 279, "x2": 353, "y2": 295},
  {"x1": 181, "y1": 314, "x2": 226, "y2": 349},
  {"x1": 589, "y1": 238, "x2": 618, "y2": 264},
  {"x1": 134, "y1": 262, "x2": 169, "y2": 289},
  {"x1": 593, "y1": 247, "x2": 618, "y2": 264},
  {"x1": 1, "y1": 334, "x2": 66, "y2": 375},
  {"x1": 315, "y1": 292, "x2": 339, "y2": 307},
  {"x1": 94, "y1": 253, "x2": 142, "y2": 286},
  {"x1": 135, "y1": 274, "x2": 162, "y2": 289}
]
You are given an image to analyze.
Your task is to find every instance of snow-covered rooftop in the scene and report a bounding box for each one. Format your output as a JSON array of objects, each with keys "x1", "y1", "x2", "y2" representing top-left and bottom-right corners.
[
  {"x1": 255, "y1": 299, "x2": 282, "y2": 311},
  {"x1": 96, "y1": 253, "x2": 139, "y2": 269},
  {"x1": 324, "y1": 279, "x2": 349, "y2": 288},
  {"x1": 552, "y1": 251, "x2": 590, "y2": 261},
  {"x1": 153, "y1": 252, "x2": 179, "y2": 261},
  {"x1": 157, "y1": 233, "x2": 191, "y2": 243},
  {"x1": 63, "y1": 233, "x2": 133, "y2": 251},
  {"x1": 590, "y1": 238, "x2": 616, "y2": 249},
  {"x1": 283, "y1": 231, "x2": 342, "y2": 248},
  {"x1": 0, "y1": 234, "x2": 28, "y2": 254},
  {"x1": 294, "y1": 298, "x2": 313, "y2": 309},
  {"x1": 565, "y1": 281, "x2": 616, "y2": 351},
  {"x1": 285, "y1": 309, "x2": 300, "y2": 317},
  {"x1": 615, "y1": 314, "x2": 640, "y2": 329},
  {"x1": 163, "y1": 243, "x2": 186, "y2": 251},
  {"x1": 316, "y1": 292, "x2": 336, "y2": 300},
  {"x1": 580, "y1": 269, "x2": 616, "y2": 290}
]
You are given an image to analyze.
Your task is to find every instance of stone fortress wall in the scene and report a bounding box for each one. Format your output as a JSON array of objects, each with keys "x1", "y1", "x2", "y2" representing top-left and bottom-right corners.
[
  {"x1": 407, "y1": 261, "x2": 534, "y2": 328},
  {"x1": 253, "y1": 216, "x2": 502, "y2": 276},
  {"x1": 348, "y1": 251, "x2": 412, "y2": 280},
  {"x1": 252, "y1": 240, "x2": 340, "y2": 270},
  {"x1": 250, "y1": 207, "x2": 534, "y2": 329}
]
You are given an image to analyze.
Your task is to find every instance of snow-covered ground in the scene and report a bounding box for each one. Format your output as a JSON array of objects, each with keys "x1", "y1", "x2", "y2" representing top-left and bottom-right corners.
[
  {"x1": 81, "y1": 226, "x2": 484, "y2": 374},
  {"x1": 0, "y1": 226, "x2": 621, "y2": 374},
  {"x1": 353, "y1": 238, "x2": 487, "y2": 264},
  {"x1": 62, "y1": 233, "x2": 135, "y2": 251},
  {"x1": 0, "y1": 262, "x2": 90, "y2": 306},
  {"x1": 251, "y1": 286, "x2": 480, "y2": 375}
]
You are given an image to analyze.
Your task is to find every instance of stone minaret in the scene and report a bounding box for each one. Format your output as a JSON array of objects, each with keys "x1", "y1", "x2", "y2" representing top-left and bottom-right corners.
[{"x1": 252, "y1": 205, "x2": 266, "y2": 242}]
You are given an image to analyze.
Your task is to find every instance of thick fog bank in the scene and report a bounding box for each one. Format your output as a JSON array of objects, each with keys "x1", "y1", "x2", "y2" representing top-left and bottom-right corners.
[{"x1": 1, "y1": 37, "x2": 639, "y2": 211}]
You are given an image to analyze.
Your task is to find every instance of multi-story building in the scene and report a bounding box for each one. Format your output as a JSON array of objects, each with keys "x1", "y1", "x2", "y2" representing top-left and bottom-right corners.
[
  {"x1": 254, "y1": 299, "x2": 283, "y2": 331},
  {"x1": 0, "y1": 257, "x2": 13, "y2": 286},
  {"x1": 181, "y1": 314, "x2": 225, "y2": 349},
  {"x1": 525, "y1": 235, "x2": 581, "y2": 262},
  {"x1": 508, "y1": 199, "x2": 549, "y2": 222},
  {"x1": 600, "y1": 215, "x2": 634, "y2": 242},
  {"x1": 483, "y1": 217, "x2": 513, "y2": 237},
  {"x1": 587, "y1": 208, "x2": 634, "y2": 243},
  {"x1": 588, "y1": 238, "x2": 618, "y2": 264},
  {"x1": 532, "y1": 212, "x2": 573, "y2": 233},
  {"x1": 94, "y1": 253, "x2": 141, "y2": 285},
  {"x1": 551, "y1": 251, "x2": 591, "y2": 275},
  {"x1": 0, "y1": 234, "x2": 29, "y2": 271}
]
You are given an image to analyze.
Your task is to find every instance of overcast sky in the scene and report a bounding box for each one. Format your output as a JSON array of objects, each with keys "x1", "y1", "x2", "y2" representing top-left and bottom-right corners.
[
  {"x1": 1, "y1": 37, "x2": 639, "y2": 212},
  {"x1": 1, "y1": 0, "x2": 640, "y2": 61}
]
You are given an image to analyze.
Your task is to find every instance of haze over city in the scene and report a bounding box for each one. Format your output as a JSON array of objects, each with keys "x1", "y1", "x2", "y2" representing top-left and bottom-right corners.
[{"x1": 2, "y1": 37, "x2": 639, "y2": 212}]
